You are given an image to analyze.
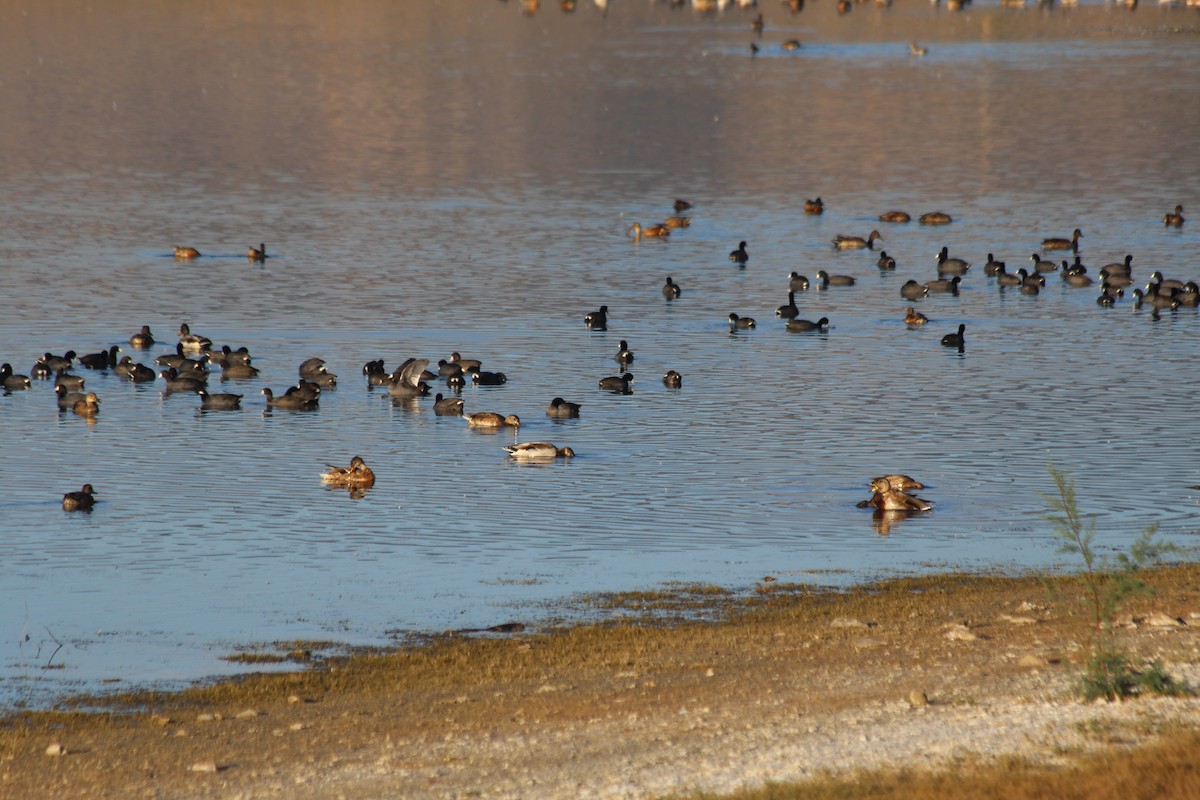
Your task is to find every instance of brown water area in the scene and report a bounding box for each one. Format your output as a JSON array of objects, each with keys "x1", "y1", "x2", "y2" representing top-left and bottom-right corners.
[{"x1": 3, "y1": 1, "x2": 1196, "y2": 201}]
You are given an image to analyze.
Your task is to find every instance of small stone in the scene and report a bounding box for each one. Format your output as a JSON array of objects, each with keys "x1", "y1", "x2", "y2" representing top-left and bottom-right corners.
[
  {"x1": 830, "y1": 617, "x2": 870, "y2": 629},
  {"x1": 1019, "y1": 654, "x2": 1049, "y2": 668},
  {"x1": 188, "y1": 760, "x2": 220, "y2": 773},
  {"x1": 288, "y1": 695, "x2": 302, "y2": 705},
  {"x1": 289, "y1": 722, "x2": 306, "y2": 731},
  {"x1": 908, "y1": 691, "x2": 928, "y2": 708},
  {"x1": 45, "y1": 743, "x2": 66, "y2": 757},
  {"x1": 999, "y1": 614, "x2": 1038, "y2": 625},
  {"x1": 236, "y1": 709, "x2": 261, "y2": 719},
  {"x1": 853, "y1": 637, "x2": 885, "y2": 649},
  {"x1": 705, "y1": 668, "x2": 715, "y2": 677},
  {"x1": 944, "y1": 624, "x2": 979, "y2": 641}
]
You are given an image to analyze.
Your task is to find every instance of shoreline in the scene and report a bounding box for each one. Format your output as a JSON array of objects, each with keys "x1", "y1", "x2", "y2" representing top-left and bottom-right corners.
[
  {"x1": 3, "y1": 562, "x2": 1042, "y2": 714},
  {"x1": 3, "y1": 565, "x2": 1199, "y2": 798}
]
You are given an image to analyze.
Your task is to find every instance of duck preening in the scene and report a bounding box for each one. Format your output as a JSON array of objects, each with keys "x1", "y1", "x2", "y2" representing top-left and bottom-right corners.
[
  {"x1": 861, "y1": 476, "x2": 932, "y2": 512},
  {"x1": 321, "y1": 456, "x2": 375, "y2": 487}
]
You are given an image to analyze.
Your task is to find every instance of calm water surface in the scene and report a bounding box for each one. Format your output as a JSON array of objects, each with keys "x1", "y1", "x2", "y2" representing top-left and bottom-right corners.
[{"x1": 2, "y1": 0, "x2": 1199, "y2": 707}]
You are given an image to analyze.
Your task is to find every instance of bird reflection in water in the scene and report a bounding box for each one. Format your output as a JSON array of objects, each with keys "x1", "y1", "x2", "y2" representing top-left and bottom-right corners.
[
  {"x1": 871, "y1": 509, "x2": 916, "y2": 536},
  {"x1": 332, "y1": 484, "x2": 372, "y2": 500}
]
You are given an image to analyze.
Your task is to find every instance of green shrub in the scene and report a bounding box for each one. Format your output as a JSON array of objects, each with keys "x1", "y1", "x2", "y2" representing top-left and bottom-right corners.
[{"x1": 1042, "y1": 465, "x2": 1190, "y2": 701}]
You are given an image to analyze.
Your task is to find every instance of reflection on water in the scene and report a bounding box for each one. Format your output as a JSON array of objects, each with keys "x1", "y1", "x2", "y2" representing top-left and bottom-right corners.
[
  {"x1": 870, "y1": 510, "x2": 923, "y2": 538},
  {"x1": 1, "y1": 0, "x2": 1198, "y2": 707}
]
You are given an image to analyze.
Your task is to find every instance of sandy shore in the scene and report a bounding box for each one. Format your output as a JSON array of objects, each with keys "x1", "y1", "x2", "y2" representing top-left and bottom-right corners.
[{"x1": 3, "y1": 567, "x2": 1199, "y2": 799}]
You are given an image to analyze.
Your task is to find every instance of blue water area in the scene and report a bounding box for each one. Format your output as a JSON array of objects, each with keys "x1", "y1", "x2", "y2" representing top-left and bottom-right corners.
[{"x1": 1, "y1": 0, "x2": 1198, "y2": 708}]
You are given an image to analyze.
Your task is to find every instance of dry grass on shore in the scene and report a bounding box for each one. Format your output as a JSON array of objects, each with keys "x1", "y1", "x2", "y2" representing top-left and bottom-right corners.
[{"x1": 672, "y1": 726, "x2": 1200, "y2": 800}]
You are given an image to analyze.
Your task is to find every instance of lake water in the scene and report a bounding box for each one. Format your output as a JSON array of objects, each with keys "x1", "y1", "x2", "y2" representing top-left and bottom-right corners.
[{"x1": 1, "y1": 0, "x2": 1198, "y2": 709}]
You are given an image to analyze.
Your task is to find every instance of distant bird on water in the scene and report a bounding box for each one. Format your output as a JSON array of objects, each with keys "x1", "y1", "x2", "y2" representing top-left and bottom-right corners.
[
  {"x1": 941, "y1": 324, "x2": 966, "y2": 349},
  {"x1": 546, "y1": 397, "x2": 582, "y2": 418},
  {"x1": 598, "y1": 373, "x2": 634, "y2": 393},
  {"x1": 585, "y1": 305, "x2": 608, "y2": 329},
  {"x1": 72, "y1": 392, "x2": 101, "y2": 417},
  {"x1": 62, "y1": 484, "x2": 97, "y2": 512},
  {"x1": 832, "y1": 231, "x2": 881, "y2": 250},
  {"x1": 918, "y1": 211, "x2": 953, "y2": 225},
  {"x1": 628, "y1": 222, "x2": 670, "y2": 240},
  {"x1": 1041, "y1": 228, "x2": 1082, "y2": 251},
  {"x1": 1, "y1": 363, "x2": 31, "y2": 390},
  {"x1": 504, "y1": 442, "x2": 576, "y2": 460},
  {"x1": 129, "y1": 325, "x2": 155, "y2": 349},
  {"x1": 467, "y1": 412, "x2": 522, "y2": 428},
  {"x1": 728, "y1": 312, "x2": 756, "y2": 330}
]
